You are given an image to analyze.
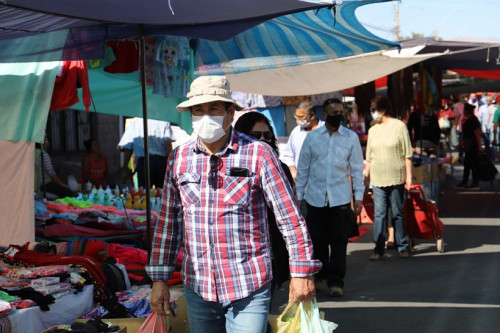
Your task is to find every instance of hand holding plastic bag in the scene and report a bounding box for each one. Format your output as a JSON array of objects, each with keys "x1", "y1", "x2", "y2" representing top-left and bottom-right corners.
[
  {"x1": 137, "y1": 311, "x2": 166, "y2": 333},
  {"x1": 269, "y1": 299, "x2": 337, "y2": 333}
]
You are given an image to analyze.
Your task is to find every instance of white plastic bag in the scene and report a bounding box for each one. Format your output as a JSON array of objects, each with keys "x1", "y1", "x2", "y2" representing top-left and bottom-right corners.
[{"x1": 300, "y1": 299, "x2": 338, "y2": 332}]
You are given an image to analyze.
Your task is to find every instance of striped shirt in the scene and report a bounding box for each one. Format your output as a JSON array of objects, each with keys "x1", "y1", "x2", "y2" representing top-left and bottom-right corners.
[
  {"x1": 38, "y1": 149, "x2": 56, "y2": 185},
  {"x1": 146, "y1": 129, "x2": 321, "y2": 302}
]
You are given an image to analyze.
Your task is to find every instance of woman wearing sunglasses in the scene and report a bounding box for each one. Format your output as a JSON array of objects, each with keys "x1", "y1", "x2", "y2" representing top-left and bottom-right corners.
[{"x1": 234, "y1": 112, "x2": 294, "y2": 329}]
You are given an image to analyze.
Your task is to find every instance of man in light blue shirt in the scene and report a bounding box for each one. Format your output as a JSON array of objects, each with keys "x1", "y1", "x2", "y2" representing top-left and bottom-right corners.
[
  {"x1": 118, "y1": 117, "x2": 174, "y2": 188},
  {"x1": 295, "y1": 98, "x2": 364, "y2": 297},
  {"x1": 281, "y1": 101, "x2": 324, "y2": 180},
  {"x1": 478, "y1": 96, "x2": 495, "y2": 159}
]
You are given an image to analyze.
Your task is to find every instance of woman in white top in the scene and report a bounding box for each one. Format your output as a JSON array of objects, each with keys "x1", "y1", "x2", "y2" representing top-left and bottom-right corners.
[{"x1": 364, "y1": 95, "x2": 413, "y2": 261}]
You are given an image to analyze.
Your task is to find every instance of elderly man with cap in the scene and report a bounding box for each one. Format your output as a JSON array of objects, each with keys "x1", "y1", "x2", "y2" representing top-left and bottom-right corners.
[{"x1": 146, "y1": 76, "x2": 321, "y2": 333}]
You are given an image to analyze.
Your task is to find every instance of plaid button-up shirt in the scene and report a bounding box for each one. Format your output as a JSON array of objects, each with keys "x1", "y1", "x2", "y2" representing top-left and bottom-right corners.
[{"x1": 146, "y1": 129, "x2": 321, "y2": 302}]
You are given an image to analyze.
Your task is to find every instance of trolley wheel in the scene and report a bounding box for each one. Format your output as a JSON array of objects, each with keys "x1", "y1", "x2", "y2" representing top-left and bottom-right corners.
[
  {"x1": 436, "y1": 238, "x2": 444, "y2": 253},
  {"x1": 408, "y1": 237, "x2": 415, "y2": 251}
]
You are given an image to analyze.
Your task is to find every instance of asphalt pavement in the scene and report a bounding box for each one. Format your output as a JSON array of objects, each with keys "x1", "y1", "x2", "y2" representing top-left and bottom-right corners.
[{"x1": 271, "y1": 155, "x2": 500, "y2": 333}]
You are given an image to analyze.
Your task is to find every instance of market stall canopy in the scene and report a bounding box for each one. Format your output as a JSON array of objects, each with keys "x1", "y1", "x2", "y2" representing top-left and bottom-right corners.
[
  {"x1": 0, "y1": 0, "x2": 336, "y2": 62},
  {"x1": 202, "y1": 45, "x2": 443, "y2": 96},
  {"x1": 400, "y1": 38, "x2": 500, "y2": 72},
  {"x1": 195, "y1": 0, "x2": 401, "y2": 95}
]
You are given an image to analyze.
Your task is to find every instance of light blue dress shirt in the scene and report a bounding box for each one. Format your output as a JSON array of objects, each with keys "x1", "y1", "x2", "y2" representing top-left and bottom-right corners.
[{"x1": 295, "y1": 125, "x2": 365, "y2": 207}]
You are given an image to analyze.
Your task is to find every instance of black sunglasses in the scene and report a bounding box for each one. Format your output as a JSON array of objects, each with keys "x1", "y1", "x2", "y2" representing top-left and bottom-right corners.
[
  {"x1": 208, "y1": 155, "x2": 223, "y2": 188},
  {"x1": 249, "y1": 131, "x2": 273, "y2": 141}
]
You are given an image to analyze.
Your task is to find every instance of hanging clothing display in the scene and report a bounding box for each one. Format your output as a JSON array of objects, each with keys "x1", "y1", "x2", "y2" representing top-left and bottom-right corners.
[
  {"x1": 104, "y1": 39, "x2": 139, "y2": 74},
  {"x1": 49, "y1": 60, "x2": 91, "y2": 112},
  {"x1": 153, "y1": 36, "x2": 191, "y2": 99}
]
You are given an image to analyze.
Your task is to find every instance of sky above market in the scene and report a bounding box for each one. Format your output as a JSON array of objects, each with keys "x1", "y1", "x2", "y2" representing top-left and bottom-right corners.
[{"x1": 356, "y1": 0, "x2": 499, "y2": 42}]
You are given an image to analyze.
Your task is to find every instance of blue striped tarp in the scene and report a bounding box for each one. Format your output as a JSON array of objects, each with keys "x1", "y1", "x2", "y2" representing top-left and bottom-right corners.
[{"x1": 195, "y1": 0, "x2": 400, "y2": 76}]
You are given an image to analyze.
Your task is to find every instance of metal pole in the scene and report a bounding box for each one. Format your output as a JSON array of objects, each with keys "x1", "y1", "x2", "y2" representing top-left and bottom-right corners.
[{"x1": 138, "y1": 24, "x2": 152, "y2": 260}]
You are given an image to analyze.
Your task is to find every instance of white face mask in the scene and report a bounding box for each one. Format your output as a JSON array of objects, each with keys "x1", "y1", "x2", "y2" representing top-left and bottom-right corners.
[
  {"x1": 192, "y1": 114, "x2": 228, "y2": 143},
  {"x1": 297, "y1": 119, "x2": 311, "y2": 128},
  {"x1": 371, "y1": 111, "x2": 381, "y2": 122}
]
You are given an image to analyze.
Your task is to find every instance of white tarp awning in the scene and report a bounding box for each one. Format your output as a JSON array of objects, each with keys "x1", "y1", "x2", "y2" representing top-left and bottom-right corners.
[{"x1": 226, "y1": 45, "x2": 447, "y2": 96}]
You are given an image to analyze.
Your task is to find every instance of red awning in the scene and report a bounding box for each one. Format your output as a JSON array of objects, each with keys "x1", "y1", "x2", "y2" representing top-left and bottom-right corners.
[{"x1": 451, "y1": 69, "x2": 500, "y2": 80}]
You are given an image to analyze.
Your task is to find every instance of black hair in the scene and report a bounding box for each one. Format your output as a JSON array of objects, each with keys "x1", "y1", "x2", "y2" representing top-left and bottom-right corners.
[
  {"x1": 323, "y1": 98, "x2": 342, "y2": 109},
  {"x1": 373, "y1": 95, "x2": 397, "y2": 118},
  {"x1": 234, "y1": 112, "x2": 279, "y2": 154},
  {"x1": 463, "y1": 103, "x2": 475, "y2": 115},
  {"x1": 84, "y1": 138, "x2": 98, "y2": 153}
]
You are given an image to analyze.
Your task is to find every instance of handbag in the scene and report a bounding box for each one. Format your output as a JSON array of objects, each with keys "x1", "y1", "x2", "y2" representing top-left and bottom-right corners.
[
  {"x1": 137, "y1": 311, "x2": 166, "y2": 333},
  {"x1": 477, "y1": 152, "x2": 498, "y2": 181}
]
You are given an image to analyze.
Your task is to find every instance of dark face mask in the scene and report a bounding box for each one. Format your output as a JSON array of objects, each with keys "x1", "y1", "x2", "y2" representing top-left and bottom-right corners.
[{"x1": 326, "y1": 114, "x2": 344, "y2": 128}]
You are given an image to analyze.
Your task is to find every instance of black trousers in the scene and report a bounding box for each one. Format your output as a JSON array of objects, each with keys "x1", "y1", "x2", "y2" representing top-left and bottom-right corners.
[
  {"x1": 462, "y1": 148, "x2": 479, "y2": 185},
  {"x1": 305, "y1": 202, "x2": 352, "y2": 288}
]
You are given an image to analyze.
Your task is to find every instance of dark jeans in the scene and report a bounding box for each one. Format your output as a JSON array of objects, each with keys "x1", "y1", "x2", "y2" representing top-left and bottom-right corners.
[
  {"x1": 462, "y1": 149, "x2": 479, "y2": 185},
  {"x1": 305, "y1": 202, "x2": 351, "y2": 288},
  {"x1": 136, "y1": 155, "x2": 167, "y2": 188},
  {"x1": 372, "y1": 184, "x2": 408, "y2": 255}
]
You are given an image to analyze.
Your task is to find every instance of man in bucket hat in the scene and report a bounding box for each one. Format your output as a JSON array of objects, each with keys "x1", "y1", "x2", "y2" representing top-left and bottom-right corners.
[{"x1": 146, "y1": 76, "x2": 321, "y2": 333}]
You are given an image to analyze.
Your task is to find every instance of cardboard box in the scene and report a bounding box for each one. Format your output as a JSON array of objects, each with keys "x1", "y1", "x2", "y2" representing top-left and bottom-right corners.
[
  {"x1": 162, "y1": 292, "x2": 189, "y2": 333},
  {"x1": 412, "y1": 163, "x2": 433, "y2": 184},
  {"x1": 74, "y1": 318, "x2": 140, "y2": 333},
  {"x1": 76, "y1": 289, "x2": 189, "y2": 333}
]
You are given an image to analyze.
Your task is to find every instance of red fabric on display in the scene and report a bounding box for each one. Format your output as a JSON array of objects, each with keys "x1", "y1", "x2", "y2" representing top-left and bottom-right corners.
[
  {"x1": 50, "y1": 60, "x2": 91, "y2": 112},
  {"x1": 104, "y1": 40, "x2": 139, "y2": 73},
  {"x1": 108, "y1": 243, "x2": 148, "y2": 265},
  {"x1": 41, "y1": 224, "x2": 143, "y2": 238},
  {"x1": 1, "y1": 245, "x2": 106, "y2": 296}
]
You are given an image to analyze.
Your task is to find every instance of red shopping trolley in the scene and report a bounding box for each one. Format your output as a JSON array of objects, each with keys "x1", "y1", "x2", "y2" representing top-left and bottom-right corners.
[{"x1": 403, "y1": 185, "x2": 444, "y2": 253}]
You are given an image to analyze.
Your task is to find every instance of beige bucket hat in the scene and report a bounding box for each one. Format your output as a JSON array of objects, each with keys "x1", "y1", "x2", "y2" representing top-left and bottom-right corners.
[{"x1": 176, "y1": 75, "x2": 244, "y2": 112}]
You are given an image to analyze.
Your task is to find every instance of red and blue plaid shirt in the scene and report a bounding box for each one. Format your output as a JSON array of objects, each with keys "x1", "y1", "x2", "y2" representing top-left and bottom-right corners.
[{"x1": 146, "y1": 129, "x2": 321, "y2": 302}]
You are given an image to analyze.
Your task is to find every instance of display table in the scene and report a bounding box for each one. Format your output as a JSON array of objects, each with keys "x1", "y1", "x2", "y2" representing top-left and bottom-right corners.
[{"x1": 1, "y1": 285, "x2": 94, "y2": 332}]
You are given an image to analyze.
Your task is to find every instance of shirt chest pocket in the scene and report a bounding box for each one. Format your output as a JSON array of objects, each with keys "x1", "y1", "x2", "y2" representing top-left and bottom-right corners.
[
  {"x1": 177, "y1": 173, "x2": 201, "y2": 205},
  {"x1": 333, "y1": 141, "x2": 351, "y2": 159},
  {"x1": 224, "y1": 175, "x2": 254, "y2": 206}
]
